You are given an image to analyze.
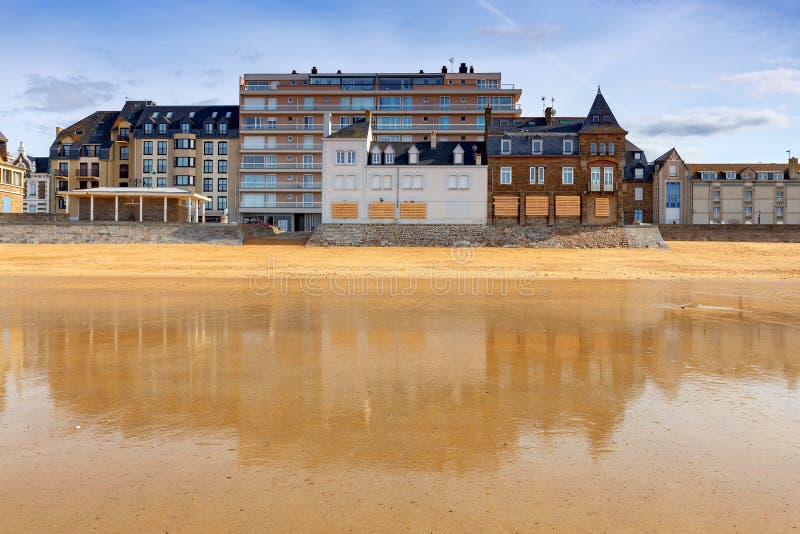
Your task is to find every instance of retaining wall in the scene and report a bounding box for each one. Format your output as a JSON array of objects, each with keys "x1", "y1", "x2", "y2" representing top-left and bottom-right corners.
[
  {"x1": 0, "y1": 222, "x2": 242, "y2": 245},
  {"x1": 308, "y1": 224, "x2": 667, "y2": 248},
  {"x1": 659, "y1": 224, "x2": 800, "y2": 242}
]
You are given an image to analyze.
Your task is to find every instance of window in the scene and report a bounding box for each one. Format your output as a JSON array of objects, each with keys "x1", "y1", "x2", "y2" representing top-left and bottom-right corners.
[
  {"x1": 603, "y1": 167, "x2": 614, "y2": 191},
  {"x1": 592, "y1": 115, "x2": 600, "y2": 123},
  {"x1": 336, "y1": 151, "x2": 345, "y2": 164},
  {"x1": 158, "y1": 141, "x2": 167, "y2": 155},
  {"x1": 529, "y1": 167, "x2": 537, "y2": 185},
  {"x1": 439, "y1": 116, "x2": 450, "y2": 130},
  {"x1": 157, "y1": 159, "x2": 167, "y2": 173},
  {"x1": 218, "y1": 178, "x2": 227, "y2": 192},
  {"x1": 143, "y1": 177, "x2": 152, "y2": 188},
  {"x1": 174, "y1": 157, "x2": 195, "y2": 167},
  {"x1": 603, "y1": 115, "x2": 610, "y2": 123},
  {"x1": 205, "y1": 198, "x2": 213, "y2": 210},
  {"x1": 634, "y1": 209, "x2": 643, "y2": 223},
  {"x1": 562, "y1": 167, "x2": 574, "y2": 185},
  {"x1": 635, "y1": 168, "x2": 644, "y2": 179},
  {"x1": 302, "y1": 193, "x2": 313, "y2": 207},
  {"x1": 120, "y1": 164, "x2": 129, "y2": 179},
  {"x1": 745, "y1": 206, "x2": 753, "y2": 217},
  {"x1": 204, "y1": 178, "x2": 213, "y2": 192},
  {"x1": 609, "y1": 143, "x2": 615, "y2": 155},
  {"x1": 745, "y1": 190, "x2": 752, "y2": 202},
  {"x1": 218, "y1": 160, "x2": 228, "y2": 173},
  {"x1": 218, "y1": 142, "x2": 228, "y2": 155},
  {"x1": 217, "y1": 196, "x2": 227, "y2": 210},
  {"x1": 713, "y1": 190, "x2": 721, "y2": 202},
  {"x1": 143, "y1": 141, "x2": 153, "y2": 155},
  {"x1": 599, "y1": 143, "x2": 606, "y2": 155},
  {"x1": 713, "y1": 206, "x2": 720, "y2": 219},
  {"x1": 181, "y1": 123, "x2": 190, "y2": 133},
  {"x1": 669, "y1": 164, "x2": 677, "y2": 177},
  {"x1": 157, "y1": 177, "x2": 166, "y2": 188},
  {"x1": 538, "y1": 167, "x2": 545, "y2": 185},
  {"x1": 158, "y1": 123, "x2": 167, "y2": 135},
  {"x1": 204, "y1": 160, "x2": 213, "y2": 173},
  {"x1": 143, "y1": 159, "x2": 153, "y2": 173},
  {"x1": 448, "y1": 175, "x2": 469, "y2": 190},
  {"x1": 384, "y1": 151, "x2": 393, "y2": 164},
  {"x1": 772, "y1": 171, "x2": 783, "y2": 180},
  {"x1": 219, "y1": 123, "x2": 227, "y2": 134},
  {"x1": 174, "y1": 175, "x2": 194, "y2": 186},
  {"x1": 776, "y1": 190, "x2": 784, "y2": 202},
  {"x1": 501, "y1": 138, "x2": 511, "y2": 155},
  {"x1": 439, "y1": 96, "x2": 450, "y2": 110},
  {"x1": 174, "y1": 139, "x2": 195, "y2": 149},
  {"x1": 725, "y1": 171, "x2": 736, "y2": 180},
  {"x1": 563, "y1": 138, "x2": 573, "y2": 154},
  {"x1": 634, "y1": 152, "x2": 641, "y2": 160},
  {"x1": 590, "y1": 167, "x2": 601, "y2": 191},
  {"x1": 58, "y1": 198, "x2": 66, "y2": 209},
  {"x1": 532, "y1": 137, "x2": 542, "y2": 155},
  {"x1": 204, "y1": 142, "x2": 213, "y2": 155},
  {"x1": 701, "y1": 171, "x2": 717, "y2": 181},
  {"x1": 205, "y1": 123, "x2": 213, "y2": 134},
  {"x1": 757, "y1": 172, "x2": 768, "y2": 180},
  {"x1": 59, "y1": 162, "x2": 68, "y2": 176},
  {"x1": 635, "y1": 187, "x2": 644, "y2": 201},
  {"x1": 371, "y1": 152, "x2": 381, "y2": 164},
  {"x1": 371, "y1": 175, "x2": 393, "y2": 190},
  {"x1": 144, "y1": 123, "x2": 153, "y2": 135},
  {"x1": 777, "y1": 206, "x2": 784, "y2": 217},
  {"x1": 590, "y1": 143, "x2": 597, "y2": 155},
  {"x1": 346, "y1": 151, "x2": 356, "y2": 165},
  {"x1": 120, "y1": 146, "x2": 129, "y2": 160},
  {"x1": 500, "y1": 167, "x2": 512, "y2": 184}
]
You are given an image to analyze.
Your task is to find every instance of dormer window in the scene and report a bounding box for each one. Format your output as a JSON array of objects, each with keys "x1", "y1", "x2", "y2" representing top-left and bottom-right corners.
[
  {"x1": 144, "y1": 124, "x2": 153, "y2": 135},
  {"x1": 181, "y1": 123, "x2": 190, "y2": 133},
  {"x1": 371, "y1": 151, "x2": 381, "y2": 164},
  {"x1": 501, "y1": 138, "x2": 511, "y2": 155},
  {"x1": 772, "y1": 171, "x2": 783, "y2": 180},
  {"x1": 725, "y1": 171, "x2": 736, "y2": 180},
  {"x1": 635, "y1": 168, "x2": 644, "y2": 179},
  {"x1": 219, "y1": 123, "x2": 227, "y2": 134},
  {"x1": 385, "y1": 149, "x2": 394, "y2": 165},
  {"x1": 701, "y1": 171, "x2": 717, "y2": 181},
  {"x1": 634, "y1": 152, "x2": 641, "y2": 160},
  {"x1": 408, "y1": 146, "x2": 419, "y2": 165},
  {"x1": 453, "y1": 144, "x2": 464, "y2": 165},
  {"x1": 158, "y1": 123, "x2": 167, "y2": 135},
  {"x1": 563, "y1": 138, "x2": 573, "y2": 155},
  {"x1": 592, "y1": 115, "x2": 600, "y2": 123},
  {"x1": 603, "y1": 115, "x2": 610, "y2": 123},
  {"x1": 532, "y1": 137, "x2": 543, "y2": 155},
  {"x1": 205, "y1": 123, "x2": 213, "y2": 134},
  {"x1": 757, "y1": 172, "x2": 768, "y2": 180}
]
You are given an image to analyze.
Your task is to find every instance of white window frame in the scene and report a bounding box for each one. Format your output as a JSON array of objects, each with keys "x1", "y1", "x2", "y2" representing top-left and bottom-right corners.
[
  {"x1": 634, "y1": 187, "x2": 644, "y2": 201},
  {"x1": 532, "y1": 138, "x2": 543, "y2": 155},
  {"x1": 371, "y1": 152, "x2": 381, "y2": 165},
  {"x1": 346, "y1": 150, "x2": 356, "y2": 165},
  {"x1": 635, "y1": 168, "x2": 644, "y2": 180},
  {"x1": 725, "y1": 171, "x2": 736, "y2": 180},
  {"x1": 562, "y1": 167, "x2": 574, "y2": 185},
  {"x1": 603, "y1": 167, "x2": 614, "y2": 191},
  {"x1": 385, "y1": 151, "x2": 394, "y2": 164},
  {"x1": 669, "y1": 164, "x2": 678, "y2": 177},
  {"x1": 500, "y1": 167, "x2": 512, "y2": 184},
  {"x1": 590, "y1": 167, "x2": 601, "y2": 191},
  {"x1": 563, "y1": 138, "x2": 573, "y2": 155},
  {"x1": 501, "y1": 139, "x2": 511, "y2": 155},
  {"x1": 335, "y1": 150, "x2": 345, "y2": 165},
  {"x1": 538, "y1": 167, "x2": 545, "y2": 185}
]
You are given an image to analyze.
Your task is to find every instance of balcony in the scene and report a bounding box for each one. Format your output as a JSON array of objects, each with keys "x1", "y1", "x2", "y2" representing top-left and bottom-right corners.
[
  {"x1": 242, "y1": 84, "x2": 280, "y2": 92},
  {"x1": 74, "y1": 170, "x2": 100, "y2": 178},
  {"x1": 114, "y1": 133, "x2": 130, "y2": 142},
  {"x1": 240, "y1": 143, "x2": 322, "y2": 152},
  {"x1": 240, "y1": 163, "x2": 321, "y2": 171},
  {"x1": 241, "y1": 124, "x2": 323, "y2": 132},
  {"x1": 328, "y1": 123, "x2": 485, "y2": 132},
  {"x1": 241, "y1": 103, "x2": 520, "y2": 113},
  {"x1": 240, "y1": 201, "x2": 321, "y2": 209},
  {"x1": 240, "y1": 181, "x2": 321, "y2": 190}
]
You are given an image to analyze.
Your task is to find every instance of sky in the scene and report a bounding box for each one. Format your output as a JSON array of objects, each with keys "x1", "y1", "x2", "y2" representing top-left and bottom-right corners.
[{"x1": 1, "y1": 0, "x2": 799, "y2": 163}]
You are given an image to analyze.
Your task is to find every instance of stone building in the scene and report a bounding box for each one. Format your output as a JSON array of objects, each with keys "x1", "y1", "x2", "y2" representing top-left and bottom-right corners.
[
  {"x1": 486, "y1": 88, "x2": 631, "y2": 225},
  {"x1": 621, "y1": 141, "x2": 654, "y2": 224},
  {"x1": 0, "y1": 131, "x2": 25, "y2": 213},
  {"x1": 12, "y1": 143, "x2": 53, "y2": 214}
]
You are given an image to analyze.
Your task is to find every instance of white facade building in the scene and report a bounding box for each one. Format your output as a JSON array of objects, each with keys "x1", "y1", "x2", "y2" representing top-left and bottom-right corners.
[{"x1": 322, "y1": 119, "x2": 487, "y2": 224}]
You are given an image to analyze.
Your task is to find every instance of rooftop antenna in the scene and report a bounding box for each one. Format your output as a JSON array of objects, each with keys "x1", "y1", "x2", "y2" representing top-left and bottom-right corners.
[
  {"x1": 448, "y1": 57, "x2": 455, "y2": 71},
  {"x1": 788, "y1": 148, "x2": 792, "y2": 159},
  {"x1": 541, "y1": 96, "x2": 546, "y2": 113}
]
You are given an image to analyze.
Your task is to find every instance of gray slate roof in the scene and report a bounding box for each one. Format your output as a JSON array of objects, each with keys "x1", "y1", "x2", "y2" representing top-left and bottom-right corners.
[
  {"x1": 134, "y1": 105, "x2": 239, "y2": 137},
  {"x1": 327, "y1": 120, "x2": 370, "y2": 139},
  {"x1": 580, "y1": 89, "x2": 626, "y2": 134},
  {"x1": 368, "y1": 141, "x2": 485, "y2": 166}
]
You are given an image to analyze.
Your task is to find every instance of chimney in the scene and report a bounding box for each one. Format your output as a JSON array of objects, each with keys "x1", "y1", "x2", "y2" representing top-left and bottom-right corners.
[
  {"x1": 291, "y1": 69, "x2": 297, "y2": 74},
  {"x1": 419, "y1": 69, "x2": 424, "y2": 74},
  {"x1": 475, "y1": 153, "x2": 482, "y2": 165},
  {"x1": 469, "y1": 65, "x2": 475, "y2": 74},
  {"x1": 459, "y1": 62, "x2": 468, "y2": 74},
  {"x1": 56, "y1": 126, "x2": 63, "y2": 136},
  {"x1": 337, "y1": 69, "x2": 342, "y2": 74},
  {"x1": 441, "y1": 65, "x2": 448, "y2": 74},
  {"x1": 545, "y1": 106, "x2": 554, "y2": 126},
  {"x1": 484, "y1": 105, "x2": 492, "y2": 138},
  {"x1": 790, "y1": 156, "x2": 799, "y2": 180},
  {"x1": 0, "y1": 138, "x2": 6, "y2": 163},
  {"x1": 311, "y1": 66, "x2": 318, "y2": 74},
  {"x1": 323, "y1": 112, "x2": 331, "y2": 137},
  {"x1": 431, "y1": 131, "x2": 437, "y2": 149}
]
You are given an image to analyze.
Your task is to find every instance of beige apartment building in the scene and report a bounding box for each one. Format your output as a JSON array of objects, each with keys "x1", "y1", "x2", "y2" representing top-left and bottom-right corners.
[
  {"x1": 0, "y1": 131, "x2": 25, "y2": 213},
  {"x1": 238, "y1": 64, "x2": 521, "y2": 231}
]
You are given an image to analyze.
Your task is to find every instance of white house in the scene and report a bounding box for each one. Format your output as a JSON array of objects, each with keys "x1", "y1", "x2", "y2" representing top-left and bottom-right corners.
[
  {"x1": 13, "y1": 143, "x2": 53, "y2": 214},
  {"x1": 322, "y1": 117, "x2": 487, "y2": 224}
]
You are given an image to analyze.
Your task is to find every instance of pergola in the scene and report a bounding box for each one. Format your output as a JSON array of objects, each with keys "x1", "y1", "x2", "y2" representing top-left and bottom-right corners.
[{"x1": 60, "y1": 187, "x2": 212, "y2": 223}]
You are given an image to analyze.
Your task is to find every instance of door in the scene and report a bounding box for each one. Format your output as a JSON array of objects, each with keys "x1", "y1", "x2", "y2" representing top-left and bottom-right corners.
[
  {"x1": 665, "y1": 182, "x2": 681, "y2": 223},
  {"x1": 28, "y1": 204, "x2": 37, "y2": 213},
  {"x1": 2, "y1": 197, "x2": 10, "y2": 213},
  {"x1": 267, "y1": 98, "x2": 277, "y2": 111},
  {"x1": 303, "y1": 174, "x2": 314, "y2": 189},
  {"x1": 302, "y1": 193, "x2": 313, "y2": 208}
]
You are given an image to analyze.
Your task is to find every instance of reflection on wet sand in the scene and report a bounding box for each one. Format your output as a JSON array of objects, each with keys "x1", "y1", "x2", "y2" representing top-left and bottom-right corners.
[{"x1": 1, "y1": 279, "x2": 799, "y2": 531}]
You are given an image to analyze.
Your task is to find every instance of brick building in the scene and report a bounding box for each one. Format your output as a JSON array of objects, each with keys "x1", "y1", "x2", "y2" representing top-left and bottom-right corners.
[
  {"x1": 486, "y1": 88, "x2": 633, "y2": 225},
  {"x1": 621, "y1": 141, "x2": 654, "y2": 224}
]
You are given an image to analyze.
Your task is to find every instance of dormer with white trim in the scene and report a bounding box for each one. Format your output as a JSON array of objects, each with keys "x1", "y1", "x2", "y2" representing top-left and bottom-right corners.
[
  {"x1": 453, "y1": 144, "x2": 464, "y2": 165},
  {"x1": 408, "y1": 145, "x2": 419, "y2": 165},
  {"x1": 384, "y1": 145, "x2": 395, "y2": 165},
  {"x1": 370, "y1": 144, "x2": 383, "y2": 164}
]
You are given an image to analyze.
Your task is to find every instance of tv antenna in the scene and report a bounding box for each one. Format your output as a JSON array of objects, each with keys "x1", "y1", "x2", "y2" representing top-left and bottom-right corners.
[
  {"x1": 788, "y1": 148, "x2": 792, "y2": 159},
  {"x1": 448, "y1": 57, "x2": 455, "y2": 71}
]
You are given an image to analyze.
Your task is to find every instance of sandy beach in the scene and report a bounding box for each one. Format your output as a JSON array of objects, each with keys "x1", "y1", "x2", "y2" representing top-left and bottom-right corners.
[{"x1": 1, "y1": 241, "x2": 799, "y2": 281}]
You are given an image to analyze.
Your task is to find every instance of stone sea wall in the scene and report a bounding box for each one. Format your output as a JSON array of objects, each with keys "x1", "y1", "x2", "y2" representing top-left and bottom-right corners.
[
  {"x1": 307, "y1": 224, "x2": 668, "y2": 249},
  {"x1": 0, "y1": 222, "x2": 242, "y2": 245},
  {"x1": 659, "y1": 224, "x2": 800, "y2": 242}
]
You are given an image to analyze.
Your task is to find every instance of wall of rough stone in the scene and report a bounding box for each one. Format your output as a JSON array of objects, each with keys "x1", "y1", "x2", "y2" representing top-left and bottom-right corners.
[
  {"x1": 307, "y1": 223, "x2": 667, "y2": 248},
  {"x1": 659, "y1": 224, "x2": 800, "y2": 242},
  {"x1": 0, "y1": 222, "x2": 242, "y2": 245}
]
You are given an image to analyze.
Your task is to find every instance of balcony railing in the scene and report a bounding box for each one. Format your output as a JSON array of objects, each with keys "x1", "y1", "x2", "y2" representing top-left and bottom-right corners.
[
  {"x1": 240, "y1": 201, "x2": 321, "y2": 209},
  {"x1": 242, "y1": 84, "x2": 280, "y2": 92},
  {"x1": 240, "y1": 181, "x2": 321, "y2": 190},
  {"x1": 240, "y1": 163, "x2": 322, "y2": 170},
  {"x1": 240, "y1": 143, "x2": 322, "y2": 151},
  {"x1": 241, "y1": 103, "x2": 520, "y2": 112},
  {"x1": 241, "y1": 124, "x2": 323, "y2": 132},
  {"x1": 75, "y1": 170, "x2": 100, "y2": 178},
  {"x1": 326, "y1": 123, "x2": 484, "y2": 132},
  {"x1": 115, "y1": 133, "x2": 130, "y2": 142}
]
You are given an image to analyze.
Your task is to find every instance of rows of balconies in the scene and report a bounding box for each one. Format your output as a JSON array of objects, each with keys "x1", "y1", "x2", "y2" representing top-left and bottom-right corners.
[
  {"x1": 240, "y1": 123, "x2": 484, "y2": 132},
  {"x1": 240, "y1": 163, "x2": 322, "y2": 171},
  {"x1": 240, "y1": 143, "x2": 322, "y2": 152},
  {"x1": 241, "y1": 83, "x2": 519, "y2": 93},
  {"x1": 241, "y1": 103, "x2": 520, "y2": 113},
  {"x1": 240, "y1": 200, "x2": 322, "y2": 209},
  {"x1": 240, "y1": 181, "x2": 321, "y2": 190}
]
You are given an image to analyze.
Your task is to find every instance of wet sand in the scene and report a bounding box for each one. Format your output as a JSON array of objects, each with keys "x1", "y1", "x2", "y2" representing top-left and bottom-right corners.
[
  {"x1": 1, "y1": 240, "x2": 800, "y2": 280},
  {"x1": 1, "y1": 273, "x2": 799, "y2": 532}
]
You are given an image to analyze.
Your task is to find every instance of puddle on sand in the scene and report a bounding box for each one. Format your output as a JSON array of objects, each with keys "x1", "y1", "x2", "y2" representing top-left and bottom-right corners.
[{"x1": 0, "y1": 278, "x2": 799, "y2": 532}]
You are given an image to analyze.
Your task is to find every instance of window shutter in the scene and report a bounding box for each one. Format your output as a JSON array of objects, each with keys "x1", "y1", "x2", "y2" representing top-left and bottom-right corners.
[
  {"x1": 402, "y1": 175, "x2": 412, "y2": 189},
  {"x1": 448, "y1": 175, "x2": 458, "y2": 189},
  {"x1": 383, "y1": 175, "x2": 392, "y2": 190},
  {"x1": 458, "y1": 175, "x2": 469, "y2": 189},
  {"x1": 413, "y1": 175, "x2": 423, "y2": 190},
  {"x1": 372, "y1": 175, "x2": 381, "y2": 190}
]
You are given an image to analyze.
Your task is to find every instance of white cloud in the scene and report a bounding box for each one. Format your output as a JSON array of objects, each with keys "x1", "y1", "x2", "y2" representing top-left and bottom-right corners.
[
  {"x1": 722, "y1": 68, "x2": 800, "y2": 98},
  {"x1": 20, "y1": 74, "x2": 118, "y2": 112},
  {"x1": 475, "y1": 0, "x2": 558, "y2": 42},
  {"x1": 634, "y1": 107, "x2": 790, "y2": 137}
]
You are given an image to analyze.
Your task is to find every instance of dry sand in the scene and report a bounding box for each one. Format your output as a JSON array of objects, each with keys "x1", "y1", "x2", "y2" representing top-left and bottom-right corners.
[{"x1": 0, "y1": 241, "x2": 798, "y2": 280}]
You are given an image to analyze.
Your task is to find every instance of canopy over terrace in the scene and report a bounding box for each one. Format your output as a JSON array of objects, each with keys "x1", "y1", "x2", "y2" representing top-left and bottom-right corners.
[{"x1": 60, "y1": 188, "x2": 212, "y2": 223}]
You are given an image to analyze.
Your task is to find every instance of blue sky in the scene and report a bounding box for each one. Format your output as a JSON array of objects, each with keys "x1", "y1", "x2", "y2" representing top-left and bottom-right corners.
[{"x1": 1, "y1": 0, "x2": 799, "y2": 163}]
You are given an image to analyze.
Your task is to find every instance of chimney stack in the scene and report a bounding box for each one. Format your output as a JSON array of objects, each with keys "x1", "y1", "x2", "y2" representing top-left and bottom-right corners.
[
  {"x1": 475, "y1": 153, "x2": 482, "y2": 166},
  {"x1": 459, "y1": 62, "x2": 468, "y2": 74},
  {"x1": 311, "y1": 66, "x2": 318, "y2": 74},
  {"x1": 484, "y1": 105, "x2": 492, "y2": 138},
  {"x1": 441, "y1": 65, "x2": 448, "y2": 74},
  {"x1": 790, "y1": 156, "x2": 798, "y2": 180},
  {"x1": 431, "y1": 131, "x2": 437, "y2": 149},
  {"x1": 545, "y1": 106, "x2": 555, "y2": 127},
  {"x1": 323, "y1": 112, "x2": 332, "y2": 137},
  {"x1": 469, "y1": 65, "x2": 475, "y2": 73},
  {"x1": 56, "y1": 126, "x2": 63, "y2": 136}
]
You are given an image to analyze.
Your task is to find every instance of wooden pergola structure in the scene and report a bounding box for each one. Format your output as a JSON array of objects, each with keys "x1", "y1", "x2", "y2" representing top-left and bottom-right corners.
[{"x1": 60, "y1": 187, "x2": 212, "y2": 223}]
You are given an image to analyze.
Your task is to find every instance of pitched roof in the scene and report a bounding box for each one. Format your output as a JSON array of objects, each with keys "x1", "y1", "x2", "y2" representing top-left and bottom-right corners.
[
  {"x1": 368, "y1": 141, "x2": 485, "y2": 166},
  {"x1": 134, "y1": 105, "x2": 239, "y2": 131},
  {"x1": 49, "y1": 111, "x2": 119, "y2": 160},
  {"x1": 33, "y1": 157, "x2": 50, "y2": 173},
  {"x1": 327, "y1": 120, "x2": 370, "y2": 139},
  {"x1": 488, "y1": 116, "x2": 583, "y2": 135},
  {"x1": 579, "y1": 88, "x2": 626, "y2": 134},
  {"x1": 0, "y1": 130, "x2": 7, "y2": 142},
  {"x1": 687, "y1": 163, "x2": 789, "y2": 173}
]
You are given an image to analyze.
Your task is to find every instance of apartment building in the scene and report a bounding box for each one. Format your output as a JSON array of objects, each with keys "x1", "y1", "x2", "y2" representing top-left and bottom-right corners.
[
  {"x1": 486, "y1": 88, "x2": 628, "y2": 225},
  {"x1": 239, "y1": 64, "x2": 521, "y2": 231},
  {"x1": 651, "y1": 152, "x2": 800, "y2": 224},
  {"x1": 11, "y1": 142, "x2": 53, "y2": 214},
  {"x1": 131, "y1": 106, "x2": 239, "y2": 222},
  {"x1": 321, "y1": 116, "x2": 488, "y2": 224},
  {"x1": 0, "y1": 131, "x2": 25, "y2": 213}
]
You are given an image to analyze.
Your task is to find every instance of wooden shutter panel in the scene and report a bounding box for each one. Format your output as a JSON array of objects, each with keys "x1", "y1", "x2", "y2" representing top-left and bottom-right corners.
[
  {"x1": 594, "y1": 197, "x2": 610, "y2": 217},
  {"x1": 332, "y1": 202, "x2": 358, "y2": 219},
  {"x1": 555, "y1": 196, "x2": 581, "y2": 216},
  {"x1": 525, "y1": 196, "x2": 549, "y2": 216}
]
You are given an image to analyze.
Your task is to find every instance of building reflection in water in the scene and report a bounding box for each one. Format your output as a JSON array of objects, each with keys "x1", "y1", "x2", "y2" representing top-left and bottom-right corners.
[{"x1": 0, "y1": 280, "x2": 798, "y2": 471}]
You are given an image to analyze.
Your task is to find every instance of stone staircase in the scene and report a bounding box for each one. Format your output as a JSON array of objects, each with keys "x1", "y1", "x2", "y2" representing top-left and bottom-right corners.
[{"x1": 624, "y1": 225, "x2": 669, "y2": 249}]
